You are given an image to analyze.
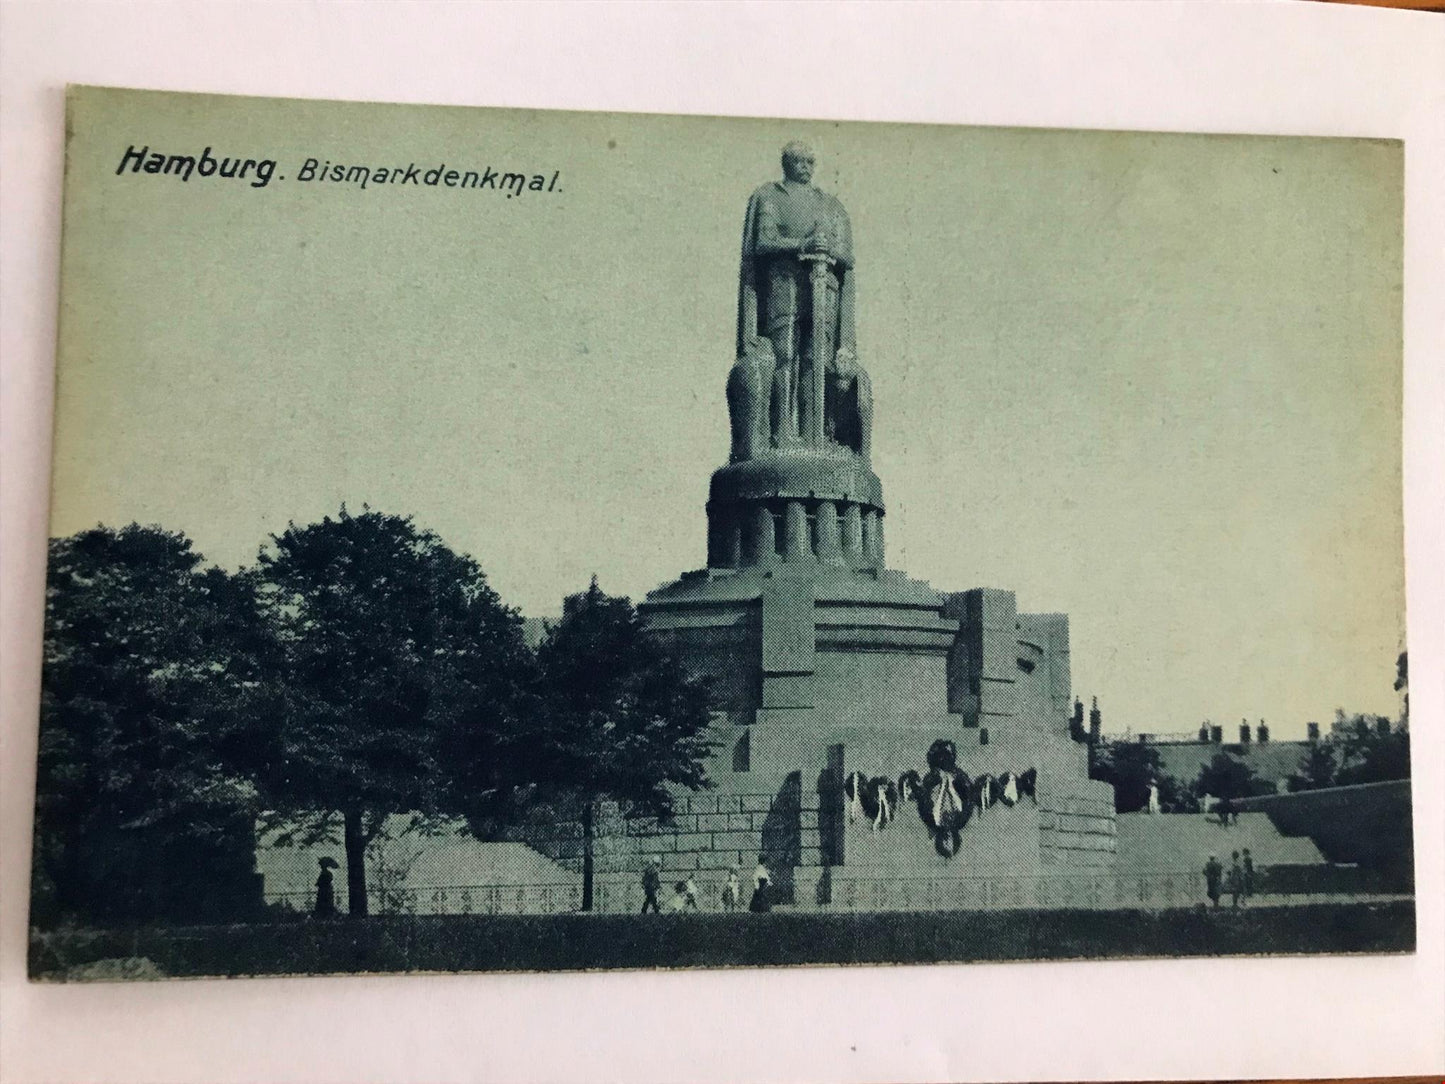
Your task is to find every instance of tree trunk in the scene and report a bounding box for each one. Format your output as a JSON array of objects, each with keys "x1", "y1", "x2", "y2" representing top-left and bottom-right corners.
[
  {"x1": 581, "y1": 799, "x2": 595, "y2": 912},
  {"x1": 343, "y1": 808, "x2": 368, "y2": 917}
]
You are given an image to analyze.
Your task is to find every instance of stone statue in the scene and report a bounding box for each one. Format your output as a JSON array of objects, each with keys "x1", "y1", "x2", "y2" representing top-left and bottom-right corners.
[{"x1": 730, "y1": 141, "x2": 870, "y2": 460}]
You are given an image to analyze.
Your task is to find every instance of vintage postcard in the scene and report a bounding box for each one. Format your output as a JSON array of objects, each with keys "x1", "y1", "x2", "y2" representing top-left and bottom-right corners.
[{"x1": 28, "y1": 85, "x2": 1411, "y2": 982}]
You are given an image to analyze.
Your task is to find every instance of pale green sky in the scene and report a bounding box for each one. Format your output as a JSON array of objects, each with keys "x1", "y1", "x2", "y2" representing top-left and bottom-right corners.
[{"x1": 51, "y1": 87, "x2": 1405, "y2": 739}]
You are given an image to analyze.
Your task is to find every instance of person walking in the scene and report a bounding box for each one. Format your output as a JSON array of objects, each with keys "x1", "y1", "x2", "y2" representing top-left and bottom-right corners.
[
  {"x1": 667, "y1": 881, "x2": 689, "y2": 913},
  {"x1": 753, "y1": 858, "x2": 771, "y2": 892},
  {"x1": 721, "y1": 866, "x2": 741, "y2": 911},
  {"x1": 1204, "y1": 854, "x2": 1223, "y2": 908},
  {"x1": 640, "y1": 860, "x2": 662, "y2": 914},
  {"x1": 1227, "y1": 850, "x2": 1245, "y2": 908},
  {"x1": 683, "y1": 874, "x2": 699, "y2": 911},
  {"x1": 1241, "y1": 848, "x2": 1256, "y2": 901},
  {"x1": 313, "y1": 857, "x2": 337, "y2": 918},
  {"x1": 749, "y1": 873, "x2": 772, "y2": 913}
]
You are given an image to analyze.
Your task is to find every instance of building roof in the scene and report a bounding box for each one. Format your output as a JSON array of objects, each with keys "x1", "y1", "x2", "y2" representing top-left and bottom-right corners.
[{"x1": 1143, "y1": 739, "x2": 1313, "y2": 787}]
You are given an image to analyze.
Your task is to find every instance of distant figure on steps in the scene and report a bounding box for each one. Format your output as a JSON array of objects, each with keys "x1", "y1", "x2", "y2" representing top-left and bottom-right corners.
[{"x1": 1204, "y1": 854, "x2": 1224, "y2": 908}]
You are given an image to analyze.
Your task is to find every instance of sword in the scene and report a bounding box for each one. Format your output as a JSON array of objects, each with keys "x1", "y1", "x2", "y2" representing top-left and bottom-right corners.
[{"x1": 799, "y1": 251, "x2": 831, "y2": 446}]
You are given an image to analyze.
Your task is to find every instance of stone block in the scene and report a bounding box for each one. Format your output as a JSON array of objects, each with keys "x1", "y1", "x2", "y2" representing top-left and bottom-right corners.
[
  {"x1": 727, "y1": 812, "x2": 752, "y2": 830},
  {"x1": 691, "y1": 795, "x2": 718, "y2": 814},
  {"x1": 675, "y1": 832, "x2": 711, "y2": 851},
  {"x1": 741, "y1": 795, "x2": 772, "y2": 813},
  {"x1": 799, "y1": 809, "x2": 819, "y2": 828},
  {"x1": 761, "y1": 576, "x2": 815, "y2": 675},
  {"x1": 698, "y1": 813, "x2": 729, "y2": 832},
  {"x1": 712, "y1": 831, "x2": 758, "y2": 851},
  {"x1": 718, "y1": 795, "x2": 742, "y2": 813}
]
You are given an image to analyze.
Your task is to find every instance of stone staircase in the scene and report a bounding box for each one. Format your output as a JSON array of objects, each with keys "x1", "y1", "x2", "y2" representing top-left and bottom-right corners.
[{"x1": 1114, "y1": 812, "x2": 1326, "y2": 872}]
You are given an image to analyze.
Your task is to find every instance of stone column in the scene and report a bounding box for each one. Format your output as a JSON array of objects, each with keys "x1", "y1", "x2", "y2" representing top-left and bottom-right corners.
[
  {"x1": 707, "y1": 507, "x2": 738, "y2": 569},
  {"x1": 750, "y1": 505, "x2": 777, "y2": 566},
  {"x1": 861, "y1": 509, "x2": 880, "y2": 567},
  {"x1": 724, "y1": 517, "x2": 743, "y2": 568},
  {"x1": 815, "y1": 500, "x2": 843, "y2": 565},
  {"x1": 841, "y1": 502, "x2": 864, "y2": 566},
  {"x1": 784, "y1": 501, "x2": 812, "y2": 562}
]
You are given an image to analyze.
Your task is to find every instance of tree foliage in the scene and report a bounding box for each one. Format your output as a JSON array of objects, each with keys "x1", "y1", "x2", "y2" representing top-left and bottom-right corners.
[
  {"x1": 1089, "y1": 740, "x2": 1165, "y2": 814},
  {"x1": 529, "y1": 578, "x2": 715, "y2": 907},
  {"x1": 255, "y1": 507, "x2": 534, "y2": 915},
  {"x1": 1289, "y1": 740, "x2": 1338, "y2": 792},
  {"x1": 33, "y1": 525, "x2": 273, "y2": 925},
  {"x1": 1195, "y1": 751, "x2": 1264, "y2": 803},
  {"x1": 1332, "y1": 711, "x2": 1410, "y2": 786}
]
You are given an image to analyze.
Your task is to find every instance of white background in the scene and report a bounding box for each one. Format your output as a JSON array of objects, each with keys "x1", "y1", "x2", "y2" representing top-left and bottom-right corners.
[{"x1": 2, "y1": 3, "x2": 1442, "y2": 1081}]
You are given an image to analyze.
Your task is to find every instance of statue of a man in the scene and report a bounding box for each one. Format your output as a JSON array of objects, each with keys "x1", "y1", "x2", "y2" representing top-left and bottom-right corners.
[{"x1": 737, "y1": 142, "x2": 858, "y2": 447}]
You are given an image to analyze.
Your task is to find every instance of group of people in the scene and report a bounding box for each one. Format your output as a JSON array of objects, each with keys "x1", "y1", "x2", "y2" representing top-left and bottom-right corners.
[
  {"x1": 640, "y1": 859, "x2": 775, "y2": 914},
  {"x1": 1203, "y1": 848, "x2": 1257, "y2": 907}
]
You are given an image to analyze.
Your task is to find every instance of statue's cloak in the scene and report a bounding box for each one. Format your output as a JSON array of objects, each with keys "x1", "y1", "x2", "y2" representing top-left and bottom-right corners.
[{"x1": 737, "y1": 182, "x2": 857, "y2": 361}]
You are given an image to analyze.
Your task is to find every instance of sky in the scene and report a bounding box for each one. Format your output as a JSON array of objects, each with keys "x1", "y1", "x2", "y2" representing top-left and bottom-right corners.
[{"x1": 49, "y1": 87, "x2": 1406, "y2": 739}]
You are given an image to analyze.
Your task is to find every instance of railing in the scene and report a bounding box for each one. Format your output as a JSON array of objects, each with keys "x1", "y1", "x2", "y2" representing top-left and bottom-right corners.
[
  {"x1": 827, "y1": 871, "x2": 1206, "y2": 912},
  {"x1": 267, "y1": 868, "x2": 1398, "y2": 918}
]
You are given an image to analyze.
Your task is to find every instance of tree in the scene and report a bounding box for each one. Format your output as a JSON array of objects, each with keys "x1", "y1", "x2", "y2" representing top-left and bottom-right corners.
[
  {"x1": 33, "y1": 524, "x2": 273, "y2": 926},
  {"x1": 1195, "y1": 751, "x2": 1262, "y2": 804},
  {"x1": 530, "y1": 579, "x2": 715, "y2": 910},
  {"x1": 256, "y1": 507, "x2": 534, "y2": 916},
  {"x1": 1333, "y1": 711, "x2": 1410, "y2": 786},
  {"x1": 1289, "y1": 740, "x2": 1338, "y2": 792},
  {"x1": 1089, "y1": 739, "x2": 1166, "y2": 813}
]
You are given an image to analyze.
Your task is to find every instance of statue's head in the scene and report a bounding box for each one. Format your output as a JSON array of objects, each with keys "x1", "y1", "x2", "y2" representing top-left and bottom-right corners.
[{"x1": 781, "y1": 141, "x2": 816, "y2": 184}]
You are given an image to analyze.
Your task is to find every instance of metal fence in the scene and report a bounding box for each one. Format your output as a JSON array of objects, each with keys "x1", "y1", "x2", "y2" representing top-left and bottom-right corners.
[{"x1": 267, "y1": 867, "x2": 1399, "y2": 918}]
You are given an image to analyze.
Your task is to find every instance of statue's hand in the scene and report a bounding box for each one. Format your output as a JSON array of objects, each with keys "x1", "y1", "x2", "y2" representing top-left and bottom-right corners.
[{"x1": 802, "y1": 231, "x2": 830, "y2": 256}]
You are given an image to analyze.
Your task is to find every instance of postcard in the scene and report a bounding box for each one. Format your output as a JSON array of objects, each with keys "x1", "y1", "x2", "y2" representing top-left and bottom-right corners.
[{"x1": 28, "y1": 85, "x2": 1411, "y2": 982}]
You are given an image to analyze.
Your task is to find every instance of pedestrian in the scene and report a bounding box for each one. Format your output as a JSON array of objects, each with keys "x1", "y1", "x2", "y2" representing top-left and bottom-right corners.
[
  {"x1": 1146, "y1": 780, "x2": 1161, "y2": 815},
  {"x1": 684, "y1": 874, "x2": 699, "y2": 911},
  {"x1": 1204, "y1": 853, "x2": 1223, "y2": 908},
  {"x1": 668, "y1": 881, "x2": 689, "y2": 913},
  {"x1": 640, "y1": 859, "x2": 662, "y2": 914},
  {"x1": 721, "y1": 866, "x2": 741, "y2": 911},
  {"x1": 1227, "y1": 850, "x2": 1245, "y2": 908},
  {"x1": 313, "y1": 857, "x2": 337, "y2": 918},
  {"x1": 1242, "y1": 847, "x2": 1256, "y2": 900},
  {"x1": 749, "y1": 874, "x2": 772, "y2": 913},
  {"x1": 753, "y1": 857, "x2": 770, "y2": 891}
]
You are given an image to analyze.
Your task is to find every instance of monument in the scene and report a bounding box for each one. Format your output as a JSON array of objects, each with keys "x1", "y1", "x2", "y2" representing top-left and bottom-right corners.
[{"x1": 597, "y1": 143, "x2": 1117, "y2": 910}]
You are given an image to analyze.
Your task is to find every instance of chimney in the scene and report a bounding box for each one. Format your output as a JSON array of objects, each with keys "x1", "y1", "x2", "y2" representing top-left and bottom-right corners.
[
  {"x1": 1089, "y1": 696, "x2": 1102, "y2": 743},
  {"x1": 979, "y1": 727, "x2": 990, "y2": 746},
  {"x1": 1240, "y1": 720, "x2": 1252, "y2": 744},
  {"x1": 1198, "y1": 724, "x2": 1210, "y2": 743},
  {"x1": 1257, "y1": 721, "x2": 1270, "y2": 743},
  {"x1": 1376, "y1": 717, "x2": 1391, "y2": 736},
  {"x1": 1210, "y1": 725, "x2": 1223, "y2": 743},
  {"x1": 1307, "y1": 721, "x2": 1320, "y2": 742}
]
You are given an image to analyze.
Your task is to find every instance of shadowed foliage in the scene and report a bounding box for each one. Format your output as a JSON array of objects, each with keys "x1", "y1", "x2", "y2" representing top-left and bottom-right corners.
[
  {"x1": 255, "y1": 507, "x2": 535, "y2": 916},
  {"x1": 528, "y1": 578, "x2": 715, "y2": 910},
  {"x1": 32, "y1": 525, "x2": 275, "y2": 927}
]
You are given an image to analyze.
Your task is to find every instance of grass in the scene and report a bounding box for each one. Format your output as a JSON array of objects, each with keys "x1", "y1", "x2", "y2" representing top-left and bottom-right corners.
[{"x1": 29, "y1": 899, "x2": 1414, "y2": 981}]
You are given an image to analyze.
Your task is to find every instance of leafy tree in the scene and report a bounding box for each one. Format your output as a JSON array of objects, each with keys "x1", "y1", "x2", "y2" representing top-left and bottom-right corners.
[
  {"x1": 530, "y1": 579, "x2": 715, "y2": 910},
  {"x1": 1089, "y1": 739, "x2": 1166, "y2": 814},
  {"x1": 33, "y1": 524, "x2": 274, "y2": 926},
  {"x1": 256, "y1": 507, "x2": 534, "y2": 916},
  {"x1": 1195, "y1": 751, "x2": 1263, "y2": 804},
  {"x1": 1333, "y1": 711, "x2": 1410, "y2": 786},
  {"x1": 1289, "y1": 740, "x2": 1338, "y2": 792}
]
